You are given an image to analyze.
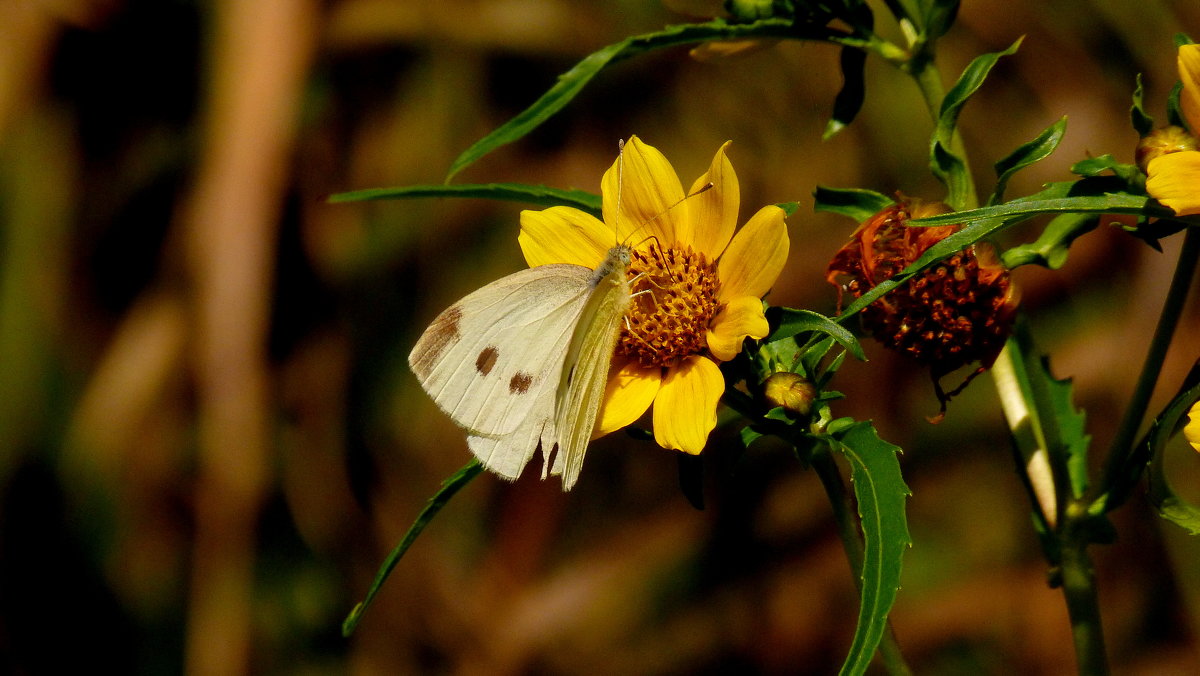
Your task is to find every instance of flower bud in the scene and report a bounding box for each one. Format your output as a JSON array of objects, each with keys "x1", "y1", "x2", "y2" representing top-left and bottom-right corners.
[
  {"x1": 763, "y1": 372, "x2": 817, "y2": 416},
  {"x1": 1186, "y1": 401, "x2": 1200, "y2": 453},
  {"x1": 1136, "y1": 126, "x2": 1198, "y2": 173}
]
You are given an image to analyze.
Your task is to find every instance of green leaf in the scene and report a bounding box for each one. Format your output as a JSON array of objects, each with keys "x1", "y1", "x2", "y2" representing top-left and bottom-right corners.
[
  {"x1": 937, "y1": 37, "x2": 1023, "y2": 135},
  {"x1": 329, "y1": 182, "x2": 603, "y2": 216},
  {"x1": 931, "y1": 37, "x2": 1023, "y2": 209},
  {"x1": 1000, "y1": 212, "x2": 1099, "y2": 269},
  {"x1": 930, "y1": 141, "x2": 971, "y2": 209},
  {"x1": 767, "y1": 307, "x2": 866, "y2": 360},
  {"x1": 920, "y1": 0, "x2": 960, "y2": 43},
  {"x1": 910, "y1": 191, "x2": 1169, "y2": 227},
  {"x1": 824, "y1": 46, "x2": 868, "y2": 140},
  {"x1": 825, "y1": 422, "x2": 911, "y2": 676},
  {"x1": 443, "y1": 18, "x2": 800, "y2": 181},
  {"x1": 342, "y1": 459, "x2": 484, "y2": 637},
  {"x1": 1069, "y1": 154, "x2": 1143, "y2": 186},
  {"x1": 1168, "y1": 81, "x2": 1187, "y2": 130},
  {"x1": 775, "y1": 201, "x2": 801, "y2": 216},
  {"x1": 992, "y1": 320, "x2": 1091, "y2": 506},
  {"x1": 1131, "y1": 74, "x2": 1154, "y2": 137},
  {"x1": 990, "y1": 116, "x2": 1067, "y2": 205},
  {"x1": 814, "y1": 186, "x2": 894, "y2": 222},
  {"x1": 1147, "y1": 381, "x2": 1200, "y2": 535}
]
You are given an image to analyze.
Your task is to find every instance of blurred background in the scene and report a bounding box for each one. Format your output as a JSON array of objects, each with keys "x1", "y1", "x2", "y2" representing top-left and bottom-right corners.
[{"x1": 2, "y1": 0, "x2": 1200, "y2": 673}]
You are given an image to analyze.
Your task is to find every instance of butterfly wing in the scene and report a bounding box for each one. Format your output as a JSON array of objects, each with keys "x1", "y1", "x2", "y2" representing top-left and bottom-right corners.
[
  {"x1": 409, "y1": 264, "x2": 592, "y2": 439},
  {"x1": 550, "y1": 247, "x2": 632, "y2": 490}
]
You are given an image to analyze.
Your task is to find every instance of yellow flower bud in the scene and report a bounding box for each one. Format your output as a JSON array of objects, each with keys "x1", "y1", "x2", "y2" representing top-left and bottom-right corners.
[
  {"x1": 763, "y1": 372, "x2": 817, "y2": 416},
  {"x1": 1135, "y1": 126, "x2": 1198, "y2": 173}
]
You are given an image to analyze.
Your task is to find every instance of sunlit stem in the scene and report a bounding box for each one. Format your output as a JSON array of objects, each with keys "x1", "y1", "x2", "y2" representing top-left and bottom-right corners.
[{"x1": 812, "y1": 449, "x2": 914, "y2": 676}]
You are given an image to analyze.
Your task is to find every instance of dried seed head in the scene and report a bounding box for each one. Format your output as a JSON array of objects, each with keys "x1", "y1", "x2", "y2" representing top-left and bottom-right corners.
[{"x1": 825, "y1": 199, "x2": 1019, "y2": 420}]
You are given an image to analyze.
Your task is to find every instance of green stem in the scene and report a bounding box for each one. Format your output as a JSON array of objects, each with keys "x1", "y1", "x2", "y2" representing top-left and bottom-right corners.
[
  {"x1": 1093, "y1": 226, "x2": 1200, "y2": 511},
  {"x1": 1059, "y1": 516, "x2": 1110, "y2": 676},
  {"x1": 812, "y1": 450, "x2": 914, "y2": 676},
  {"x1": 906, "y1": 55, "x2": 980, "y2": 209}
]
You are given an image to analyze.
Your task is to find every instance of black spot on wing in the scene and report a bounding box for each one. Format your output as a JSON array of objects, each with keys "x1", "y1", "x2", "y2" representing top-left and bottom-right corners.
[
  {"x1": 509, "y1": 371, "x2": 533, "y2": 394},
  {"x1": 476, "y1": 346, "x2": 499, "y2": 375}
]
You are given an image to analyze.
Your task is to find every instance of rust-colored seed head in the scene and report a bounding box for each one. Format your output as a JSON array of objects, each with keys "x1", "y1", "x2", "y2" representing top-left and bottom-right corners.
[{"x1": 825, "y1": 199, "x2": 1018, "y2": 419}]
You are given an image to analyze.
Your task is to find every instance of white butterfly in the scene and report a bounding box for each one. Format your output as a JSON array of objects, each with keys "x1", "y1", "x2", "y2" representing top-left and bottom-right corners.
[{"x1": 408, "y1": 244, "x2": 633, "y2": 490}]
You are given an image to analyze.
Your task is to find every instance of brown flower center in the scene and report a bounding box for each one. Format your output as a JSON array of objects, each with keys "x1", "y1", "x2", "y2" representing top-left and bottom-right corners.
[{"x1": 617, "y1": 244, "x2": 720, "y2": 368}]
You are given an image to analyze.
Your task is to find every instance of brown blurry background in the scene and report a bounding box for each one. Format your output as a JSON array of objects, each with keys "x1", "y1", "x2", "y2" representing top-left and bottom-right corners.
[{"x1": 2, "y1": 0, "x2": 1200, "y2": 674}]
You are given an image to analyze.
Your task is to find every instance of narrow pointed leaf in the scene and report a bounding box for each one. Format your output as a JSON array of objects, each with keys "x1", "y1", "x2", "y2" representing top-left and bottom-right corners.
[
  {"x1": 330, "y1": 183, "x2": 602, "y2": 216},
  {"x1": 767, "y1": 308, "x2": 866, "y2": 360},
  {"x1": 343, "y1": 459, "x2": 484, "y2": 636},
  {"x1": 825, "y1": 422, "x2": 911, "y2": 676},
  {"x1": 1131, "y1": 74, "x2": 1154, "y2": 136},
  {"x1": 444, "y1": 18, "x2": 801, "y2": 181},
  {"x1": 991, "y1": 116, "x2": 1067, "y2": 205},
  {"x1": 824, "y1": 46, "x2": 868, "y2": 140},
  {"x1": 814, "y1": 186, "x2": 894, "y2": 222}
]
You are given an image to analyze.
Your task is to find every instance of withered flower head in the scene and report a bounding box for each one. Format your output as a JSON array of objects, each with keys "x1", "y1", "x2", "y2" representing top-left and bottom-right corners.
[{"x1": 825, "y1": 199, "x2": 1019, "y2": 421}]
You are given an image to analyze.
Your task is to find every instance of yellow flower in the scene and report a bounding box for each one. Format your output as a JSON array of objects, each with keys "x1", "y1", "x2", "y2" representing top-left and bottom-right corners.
[
  {"x1": 519, "y1": 136, "x2": 789, "y2": 454},
  {"x1": 1186, "y1": 400, "x2": 1200, "y2": 453},
  {"x1": 1146, "y1": 44, "x2": 1200, "y2": 216}
]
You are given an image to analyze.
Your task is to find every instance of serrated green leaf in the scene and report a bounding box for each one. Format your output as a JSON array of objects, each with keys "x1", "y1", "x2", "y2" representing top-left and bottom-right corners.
[
  {"x1": 329, "y1": 182, "x2": 603, "y2": 216},
  {"x1": 813, "y1": 186, "x2": 894, "y2": 222},
  {"x1": 824, "y1": 46, "x2": 868, "y2": 140},
  {"x1": 343, "y1": 459, "x2": 484, "y2": 637},
  {"x1": 768, "y1": 308, "x2": 866, "y2": 360},
  {"x1": 826, "y1": 422, "x2": 911, "y2": 676},
  {"x1": 1000, "y1": 212, "x2": 1099, "y2": 269},
  {"x1": 990, "y1": 116, "x2": 1067, "y2": 205},
  {"x1": 991, "y1": 321, "x2": 1091, "y2": 531},
  {"x1": 1131, "y1": 74, "x2": 1154, "y2": 137},
  {"x1": 444, "y1": 18, "x2": 800, "y2": 181},
  {"x1": 1147, "y1": 382, "x2": 1200, "y2": 534}
]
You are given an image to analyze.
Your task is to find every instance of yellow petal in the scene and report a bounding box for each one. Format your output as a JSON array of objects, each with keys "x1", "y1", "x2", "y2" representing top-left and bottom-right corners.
[
  {"x1": 684, "y1": 140, "x2": 739, "y2": 260},
  {"x1": 1179, "y1": 44, "x2": 1200, "y2": 133},
  {"x1": 706, "y1": 295, "x2": 769, "y2": 362},
  {"x1": 717, "y1": 204, "x2": 790, "y2": 302},
  {"x1": 1146, "y1": 151, "x2": 1200, "y2": 216},
  {"x1": 593, "y1": 359, "x2": 660, "y2": 438},
  {"x1": 1185, "y1": 401, "x2": 1200, "y2": 453},
  {"x1": 653, "y1": 355, "x2": 724, "y2": 455},
  {"x1": 520, "y1": 206, "x2": 612, "y2": 267},
  {"x1": 601, "y1": 135, "x2": 686, "y2": 247}
]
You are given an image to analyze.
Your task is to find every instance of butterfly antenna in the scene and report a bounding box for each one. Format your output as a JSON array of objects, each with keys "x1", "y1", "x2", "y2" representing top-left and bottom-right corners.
[{"x1": 614, "y1": 138, "x2": 626, "y2": 246}]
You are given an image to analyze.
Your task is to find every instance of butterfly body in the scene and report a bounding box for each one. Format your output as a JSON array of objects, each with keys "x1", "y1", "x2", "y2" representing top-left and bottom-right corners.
[{"x1": 409, "y1": 245, "x2": 632, "y2": 490}]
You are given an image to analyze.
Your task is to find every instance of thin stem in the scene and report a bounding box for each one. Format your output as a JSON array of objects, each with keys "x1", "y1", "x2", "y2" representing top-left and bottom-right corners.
[
  {"x1": 907, "y1": 56, "x2": 980, "y2": 209},
  {"x1": 1093, "y1": 226, "x2": 1200, "y2": 510},
  {"x1": 812, "y1": 450, "x2": 914, "y2": 676},
  {"x1": 1059, "y1": 517, "x2": 1110, "y2": 676}
]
